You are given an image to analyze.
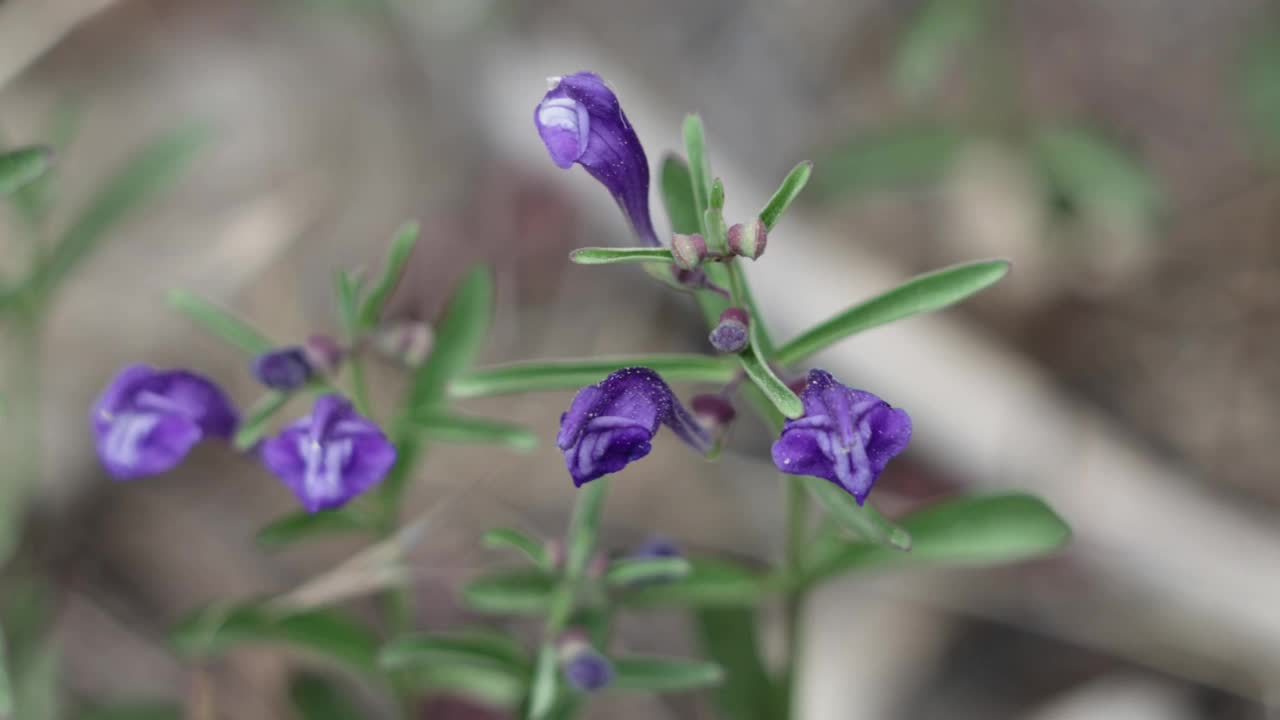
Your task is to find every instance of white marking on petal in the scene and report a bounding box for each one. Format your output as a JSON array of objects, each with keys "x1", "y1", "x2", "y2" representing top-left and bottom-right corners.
[
  {"x1": 299, "y1": 435, "x2": 354, "y2": 503},
  {"x1": 103, "y1": 412, "x2": 159, "y2": 468}
]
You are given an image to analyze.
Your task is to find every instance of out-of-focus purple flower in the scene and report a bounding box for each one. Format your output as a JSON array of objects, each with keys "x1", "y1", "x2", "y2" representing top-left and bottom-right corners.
[
  {"x1": 556, "y1": 367, "x2": 711, "y2": 487},
  {"x1": 557, "y1": 629, "x2": 613, "y2": 692},
  {"x1": 708, "y1": 307, "x2": 750, "y2": 354},
  {"x1": 91, "y1": 365, "x2": 238, "y2": 479},
  {"x1": 633, "y1": 534, "x2": 681, "y2": 560},
  {"x1": 536, "y1": 72, "x2": 658, "y2": 247},
  {"x1": 771, "y1": 369, "x2": 912, "y2": 505},
  {"x1": 374, "y1": 320, "x2": 434, "y2": 369},
  {"x1": 260, "y1": 394, "x2": 396, "y2": 512},
  {"x1": 251, "y1": 346, "x2": 313, "y2": 391}
]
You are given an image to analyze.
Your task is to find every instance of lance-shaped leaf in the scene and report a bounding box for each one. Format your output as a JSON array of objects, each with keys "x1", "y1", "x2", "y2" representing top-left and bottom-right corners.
[
  {"x1": 357, "y1": 222, "x2": 419, "y2": 330},
  {"x1": 528, "y1": 644, "x2": 560, "y2": 720},
  {"x1": 759, "y1": 161, "x2": 812, "y2": 231},
  {"x1": 737, "y1": 347, "x2": 803, "y2": 419},
  {"x1": 482, "y1": 528, "x2": 552, "y2": 570},
  {"x1": 813, "y1": 125, "x2": 964, "y2": 197},
  {"x1": 461, "y1": 570, "x2": 556, "y2": 615},
  {"x1": 695, "y1": 608, "x2": 776, "y2": 720},
  {"x1": 168, "y1": 289, "x2": 274, "y2": 355},
  {"x1": 450, "y1": 354, "x2": 735, "y2": 398},
  {"x1": 255, "y1": 508, "x2": 375, "y2": 549},
  {"x1": 569, "y1": 247, "x2": 676, "y2": 265},
  {"x1": 288, "y1": 673, "x2": 362, "y2": 720},
  {"x1": 774, "y1": 260, "x2": 1009, "y2": 367},
  {"x1": 605, "y1": 556, "x2": 692, "y2": 587},
  {"x1": 1032, "y1": 125, "x2": 1162, "y2": 225},
  {"x1": 803, "y1": 475, "x2": 911, "y2": 551},
  {"x1": 610, "y1": 657, "x2": 724, "y2": 692},
  {"x1": 621, "y1": 558, "x2": 772, "y2": 608},
  {"x1": 660, "y1": 154, "x2": 702, "y2": 235},
  {"x1": 380, "y1": 629, "x2": 529, "y2": 672},
  {"x1": 683, "y1": 115, "x2": 713, "y2": 235},
  {"x1": 893, "y1": 0, "x2": 994, "y2": 100},
  {"x1": 0, "y1": 147, "x2": 53, "y2": 196},
  {"x1": 334, "y1": 269, "x2": 363, "y2": 340},
  {"x1": 411, "y1": 411, "x2": 537, "y2": 451}
]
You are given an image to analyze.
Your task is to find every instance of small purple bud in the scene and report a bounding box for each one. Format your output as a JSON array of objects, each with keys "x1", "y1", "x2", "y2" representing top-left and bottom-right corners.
[
  {"x1": 91, "y1": 365, "x2": 238, "y2": 479},
  {"x1": 709, "y1": 308, "x2": 750, "y2": 354},
  {"x1": 374, "y1": 320, "x2": 434, "y2": 368},
  {"x1": 772, "y1": 369, "x2": 912, "y2": 504},
  {"x1": 633, "y1": 534, "x2": 681, "y2": 560},
  {"x1": 251, "y1": 346, "x2": 313, "y2": 391},
  {"x1": 303, "y1": 334, "x2": 344, "y2": 376},
  {"x1": 691, "y1": 394, "x2": 736, "y2": 433},
  {"x1": 260, "y1": 394, "x2": 397, "y2": 512},
  {"x1": 557, "y1": 630, "x2": 613, "y2": 692},
  {"x1": 727, "y1": 218, "x2": 768, "y2": 260},
  {"x1": 670, "y1": 233, "x2": 708, "y2": 271}
]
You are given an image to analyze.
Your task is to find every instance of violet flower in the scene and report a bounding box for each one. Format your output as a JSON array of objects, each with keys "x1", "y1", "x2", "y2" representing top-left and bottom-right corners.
[
  {"x1": 260, "y1": 394, "x2": 396, "y2": 512},
  {"x1": 557, "y1": 367, "x2": 711, "y2": 487},
  {"x1": 557, "y1": 629, "x2": 613, "y2": 692},
  {"x1": 536, "y1": 72, "x2": 659, "y2": 247},
  {"x1": 772, "y1": 369, "x2": 912, "y2": 505},
  {"x1": 250, "y1": 346, "x2": 312, "y2": 391},
  {"x1": 91, "y1": 365, "x2": 238, "y2": 479}
]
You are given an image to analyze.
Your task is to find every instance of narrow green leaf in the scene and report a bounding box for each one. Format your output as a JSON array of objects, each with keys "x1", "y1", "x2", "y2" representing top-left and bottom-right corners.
[
  {"x1": 380, "y1": 630, "x2": 528, "y2": 671},
  {"x1": 683, "y1": 115, "x2": 713, "y2": 234},
  {"x1": 702, "y1": 205, "x2": 728, "y2": 255},
  {"x1": 233, "y1": 392, "x2": 290, "y2": 451},
  {"x1": 461, "y1": 570, "x2": 556, "y2": 615},
  {"x1": 0, "y1": 623, "x2": 12, "y2": 719},
  {"x1": 621, "y1": 558, "x2": 771, "y2": 608},
  {"x1": 335, "y1": 269, "x2": 364, "y2": 341},
  {"x1": 605, "y1": 557, "x2": 692, "y2": 587},
  {"x1": 737, "y1": 349, "x2": 803, "y2": 419},
  {"x1": 450, "y1": 354, "x2": 736, "y2": 398},
  {"x1": 0, "y1": 147, "x2": 53, "y2": 196},
  {"x1": 814, "y1": 125, "x2": 964, "y2": 197},
  {"x1": 288, "y1": 672, "x2": 362, "y2": 720},
  {"x1": 411, "y1": 661, "x2": 528, "y2": 708},
  {"x1": 568, "y1": 247, "x2": 675, "y2": 265},
  {"x1": 10, "y1": 100, "x2": 82, "y2": 225},
  {"x1": 357, "y1": 222, "x2": 419, "y2": 330},
  {"x1": 759, "y1": 161, "x2": 812, "y2": 231},
  {"x1": 255, "y1": 508, "x2": 374, "y2": 549},
  {"x1": 33, "y1": 124, "x2": 208, "y2": 298},
  {"x1": 803, "y1": 475, "x2": 912, "y2": 551},
  {"x1": 168, "y1": 289, "x2": 274, "y2": 355},
  {"x1": 709, "y1": 178, "x2": 725, "y2": 211},
  {"x1": 1032, "y1": 125, "x2": 1161, "y2": 223},
  {"x1": 893, "y1": 0, "x2": 994, "y2": 99},
  {"x1": 611, "y1": 657, "x2": 723, "y2": 693},
  {"x1": 774, "y1": 259, "x2": 1009, "y2": 367},
  {"x1": 77, "y1": 702, "x2": 182, "y2": 720},
  {"x1": 566, "y1": 478, "x2": 609, "y2": 580},
  {"x1": 528, "y1": 644, "x2": 559, "y2": 720},
  {"x1": 695, "y1": 609, "x2": 774, "y2": 720},
  {"x1": 1241, "y1": 29, "x2": 1280, "y2": 154},
  {"x1": 482, "y1": 528, "x2": 552, "y2": 570},
  {"x1": 170, "y1": 604, "x2": 380, "y2": 676},
  {"x1": 412, "y1": 411, "x2": 537, "y2": 451},
  {"x1": 660, "y1": 154, "x2": 701, "y2": 234},
  {"x1": 805, "y1": 493, "x2": 1070, "y2": 585}
]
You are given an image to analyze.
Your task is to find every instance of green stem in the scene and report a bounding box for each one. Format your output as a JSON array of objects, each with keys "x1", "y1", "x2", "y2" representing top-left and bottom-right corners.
[{"x1": 348, "y1": 354, "x2": 374, "y2": 419}]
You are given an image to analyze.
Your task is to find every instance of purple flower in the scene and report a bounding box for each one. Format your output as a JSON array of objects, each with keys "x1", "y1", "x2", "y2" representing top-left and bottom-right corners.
[
  {"x1": 91, "y1": 365, "x2": 238, "y2": 479},
  {"x1": 557, "y1": 630, "x2": 613, "y2": 692},
  {"x1": 556, "y1": 367, "x2": 711, "y2": 487},
  {"x1": 633, "y1": 534, "x2": 680, "y2": 560},
  {"x1": 771, "y1": 369, "x2": 912, "y2": 505},
  {"x1": 260, "y1": 394, "x2": 397, "y2": 512},
  {"x1": 536, "y1": 72, "x2": 658, "y2": 247},
  {"x1": 251, "y1": 346, "x2": 312, "y2": 391}
]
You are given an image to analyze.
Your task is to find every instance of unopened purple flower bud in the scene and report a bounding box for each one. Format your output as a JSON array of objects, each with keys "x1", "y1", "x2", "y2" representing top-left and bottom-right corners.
[
  {"x1": 708, "y1": 308, "x2": 750, "y2": 354},
  {"x1": 670, "y1": 233, "x2": 707, "y2": 271},
  {"x1": 251, "y1": 346, "x2": 313, "y2": 391},
  {"x1": 727, "y1": 218, "x2": 768, "y2": 260},
  {"x1": 557, "y1": 630, "x2": 613, "y2": 692},
  {"x1": 691, "y1": 394, "x2": 736, "y2": 433},
  {"x1": 303, "y1": 334, "x2": 344, "y2": 376},
  {"x1": 260, "y1": 394, "x2": 397, "y2": 512},
  {"x1": 91, "y1": 365, "x2": 238, "y2": 479},
  {"x1": 374, "y1": 320, "x2": 434, "y2": 368},
  {"x1": 772, "y1": 369, "x2": 912, "y2": 505},
  {"x1": 633, "y1": 534, "x2": 681, "y2": 560}
]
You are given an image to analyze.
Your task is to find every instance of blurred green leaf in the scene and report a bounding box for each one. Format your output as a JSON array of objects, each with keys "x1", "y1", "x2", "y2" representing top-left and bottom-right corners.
[
  {"x1": 621, "y1": 558, "x2": 771, "y2": 608},
  {"x1": 411, "y1": 661, "x2": 528, "y2": 709},
  {"x1": 255, "y1": 508, "x2": 375, "y2": 549},
  {"x1": 774, "y1": 259, "x2": 1009, "y2": 367},
  {"x1": 610, "y1": 656, "x2": 723, "y2": 692},
  {"x1": 759, "y1": 161, "x2": 813, "y2": 231},
  {"x1": 1031, "y1": 125, "x2": 1162, "y2": 224},
  {"x1": 660, "y1": 154, "x2": 701, "y2": 234},
  {"x1": 170, "y1": 604, "x2": 380, "y2": 676},
  {"x1": 9, "y1": 99, "x2": 82, "y2": 226},
  {"x1": 813, "y1": 125, "x2": 965, "y2": 197},
  {"x1": 684, "y1": 115, "x2": 713, "y2": 235},
  {"x1": 605, "y1": 556, "x2": 692, "y2": 587},
  {"x1": 380, "y1": 629, "x2": 529, "y2": 672},
  {"x1": 357, "y1": 222, "x2": 419, "y2": 330},
  {"x1": 78, "y1": 701, "x2": 182, "y2": 720},
  {"x1": 31, "y1": 124, "x2": 207, "y2": 301},
  {"x1": 1242, "y1": 29, "x2": 1280, "y2": 153},
  {"x1": 450, "y1": 354, "x2": 736, "y2": 398},
  {"x1": 334, "y1": 269, "x2": 363, "y2": 341},
  {"x1": 893, "y1": 0, "x2": 994, "y2": 99},
  {"x1": 0, "y1": 147, "x2": 53, "y2": 196},
  {"x1": 233, "y1": 392, "x2": 289, "y2": 451},
  {"x1": 461, "y1": 570, "x2": 556, "y2": 615},
  {"x1": 12, "y1": 639, "x2": 58, "y2": 720},
  {"x1": 568, "y1": 247, "x2": 675, "y2": 265},
  {"x1": 803, "y1": 476, "x2": 912, "y2": 551},
  {"x1": 482, "y1": 528, "x2": 552, "y2": 570},
  {"x1": 288, "y1": 673, "x2": 361, "y2": 720},
  {"x1": 695, "y1": 608, "x2": 775, "y2": 720},
  {"x1": 806, "y1": 493, "x2": 1070, "y2": 585},
  {"x1": 168, "y1": 289, "x2": 274, "y2": 355},
  {"x1": 0, "y1": 623, "x2": 12, "y2": 719},
  {"x1": 737, "y1": 347, "x2": 802, "y2": 419},
  {"x1": 411, "y1": 411, "x2": 538, "y2": 451},
  {"x1": 528, "y1": 644, "x2": 559, "y2": 720}
]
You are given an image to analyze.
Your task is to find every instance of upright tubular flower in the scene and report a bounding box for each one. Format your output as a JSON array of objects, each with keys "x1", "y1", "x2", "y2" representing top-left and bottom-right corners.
[
  {"x1": 91, "y1": 365, "x2": 238, "y2": 479},
  {"x1": 260, "y1": 394, "x2": 396, "y2": 512},
  {"x1": 557, "y1": 367, "x2": 711, "y2": 487},
  {"x1": 772, "y1": 369, "x2": 912, "y2": 505},
  {"x1": 536, "y1": 72, "x2": 659, "y2": 247}
]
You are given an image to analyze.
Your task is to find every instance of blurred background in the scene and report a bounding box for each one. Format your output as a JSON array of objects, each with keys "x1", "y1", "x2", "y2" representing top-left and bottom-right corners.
[{"x1": 2, "y1": 0, "x2": 1280, "y2": 717}]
